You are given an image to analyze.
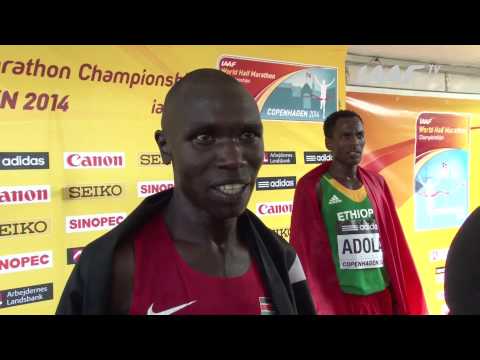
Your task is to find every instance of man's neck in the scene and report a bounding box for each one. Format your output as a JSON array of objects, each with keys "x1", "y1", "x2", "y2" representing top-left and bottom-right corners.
[
  {"x1": 329, "y1": 161, "x2": 358, "y2": 180},
  {"x1": 328, "y1": 161, "x2": 362, "y2": 189},
  {"x1": 163, "y1": 191, "x2": 239, "y2": 249}
]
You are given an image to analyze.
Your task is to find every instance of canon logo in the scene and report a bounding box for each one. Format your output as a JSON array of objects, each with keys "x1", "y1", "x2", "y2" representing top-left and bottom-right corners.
[
  {"x1": 0, "y1": 250, "x2": 53, "y2": 274},
  {"x1": 0, "y1": 152, "x2": 49, "y2": 170},
  {"x1": 256, "y1": 201, "x2": 293, "y2": 216},
  {"x1": 64, "y1": 152, "x2": 125, "y2": 169},
  {"x1": 0, "y1": 185, "x2": 51, "y2": 205},
  {"x1": 137, "y1": 181, "x2": 174, "y2": 197},
  {"x1": 64, "y1": 184, "x2": 123, "y2": 200},
  {"x1": 66, "y1": 213, "x2": 126, "y2": 233},
  {"x1": 0, "y1": 220, "x2": 48, "y2": 237}
]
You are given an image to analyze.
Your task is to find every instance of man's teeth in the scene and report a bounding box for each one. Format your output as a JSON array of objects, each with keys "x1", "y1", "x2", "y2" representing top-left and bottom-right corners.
[{"x1": 217, "y1": 184, "x2": 245, "y2": 195}]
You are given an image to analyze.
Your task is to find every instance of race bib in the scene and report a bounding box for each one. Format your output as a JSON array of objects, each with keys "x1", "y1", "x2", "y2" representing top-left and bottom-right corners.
[{"x1": 336, "y1": 221, "x2": 384, "y2": 270}]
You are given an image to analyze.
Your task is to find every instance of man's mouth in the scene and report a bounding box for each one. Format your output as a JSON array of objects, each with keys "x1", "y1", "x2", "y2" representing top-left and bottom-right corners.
[{"x1": 214, "y1": 183, "x2": 248, "y2": 196}]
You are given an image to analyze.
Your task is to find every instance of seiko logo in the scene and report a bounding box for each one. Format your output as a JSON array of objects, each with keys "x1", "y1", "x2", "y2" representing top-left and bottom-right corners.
[
  {"x1": 64, "y1": 152, "x2": 125, "y2": 169},
  {"x1": 67, "y1": 247, "x2": 84, "y2": 265},
  {"x1": 263, "y1": 152, "x2": 296, "y2": 165},
  {"x1": 65, "y1": 213, "x2": 126, "y2": 233},
  {"x1": 137, "y1": 181, "x2": 174, "y2": 197},
  {"x1": 0, "y1": 152, "x2": 49, "y2": 170},
  {"x1": 0, "y1": 283, "x2": 53, "y2": 308},
  {"x1": 0, "y1": 250, "x2": 53, "y2": 274},
  {"x1": 255, "y1": 177, "x2": 296, "y2": 191},
  {"x1": 138, "y1": 153, "x2": 165, "y2": 166},
  {"x1": 272, "y1": 228, "x2": 290, "y2": 240},
  {"x1": 64, "y1": 184, "x2": 123, "y2": 200},
  {"x1": 0, "y1": 220, "x2": 49, "y2": 238},
  {"x1": 256, "y1": 201, "x2": 293, "y2": 216},
  {"x1": 0, "y1": 185, "x2": 51, "y2": 205},
  {"x1": 304, "y1": 151, "x2": 333, "y2": 164}
]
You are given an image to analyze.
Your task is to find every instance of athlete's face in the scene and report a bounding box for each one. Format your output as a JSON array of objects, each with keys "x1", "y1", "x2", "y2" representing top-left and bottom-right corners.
[
  {"x1": 157, "y1": 81, "x2": 264, "y2": 220},
  {"x1": 326, "y1": 116, "x2": 365, "y2": 166}
]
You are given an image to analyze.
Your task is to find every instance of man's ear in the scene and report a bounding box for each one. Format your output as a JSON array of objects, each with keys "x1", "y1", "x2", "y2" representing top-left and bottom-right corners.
[
  {"x1": 154, "y1": 130, "x2": 172, "y2": 165},
  {"x1": 325, "y1": 136, "x2": 333, "y2": 152}
]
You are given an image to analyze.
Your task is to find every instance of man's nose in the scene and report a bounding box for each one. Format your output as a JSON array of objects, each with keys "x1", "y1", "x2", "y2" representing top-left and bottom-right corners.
[{"x1": 217, "y1": 138, "x2": 247, "y2": 169}]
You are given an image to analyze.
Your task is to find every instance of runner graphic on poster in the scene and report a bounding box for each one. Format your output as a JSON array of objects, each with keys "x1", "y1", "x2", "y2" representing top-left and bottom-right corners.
[{"x1": 414, "y1": 112, "x2": 470, "y2": 230}]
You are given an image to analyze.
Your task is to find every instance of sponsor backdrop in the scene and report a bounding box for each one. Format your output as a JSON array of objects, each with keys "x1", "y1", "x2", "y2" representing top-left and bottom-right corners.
[
  {"x1": 0, "y1": 46, "x2": 347, "y2": 314},
  {"x1": 347, "y1": 90, "x2": 480, "y2": 314}
]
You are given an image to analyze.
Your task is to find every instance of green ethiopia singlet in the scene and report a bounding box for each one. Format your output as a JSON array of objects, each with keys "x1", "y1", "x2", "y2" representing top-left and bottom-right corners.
[{"x1": 320, "y1": 173, "x2": 389, "y2": 295}]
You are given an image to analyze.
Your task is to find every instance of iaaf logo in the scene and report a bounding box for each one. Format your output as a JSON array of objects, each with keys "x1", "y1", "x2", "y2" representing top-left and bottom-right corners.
[
  {"x1": 0, "y1": 219, "x2": 49, "y2": 238},
  {"x1": 137, "y1": 181, "x2": 174, "y2": 197},
  {"x1": 0, "y1": 185, "x2": 50, "y2": 205},
  {"x1": 263, "y1": 152, "x2": 296, "y2": 165},
  {"x1": 0, "y1": 152, "x2": 49, "y2": 170},
  {"x1": 304, "y1": 151, "x2": 333, "y2": 164},
  {"x1": 354, "y1": 63, "x2": 442, "y2": 85},
  {"x1": 66, "y1": 212, "x2": 126, "y2": 233},
  {"x1": 0, "y1": 283, "x2": 53, "y2": 309},
  {"x1": 220, "y1": 60, "x2": 237, "y2": 68},
  {"x1": 64, "y1": 152, "x2": 125, "y2": 169},
  {"x1": 256, "y1": 177, "x2": 296, "y2": 191},
  {"x1": 64, "y1": 184, "x2": 123, "y2": 200},
  {"x1": 67, "y1": 247, "x2": 84, "y2": 265},
  {"x1": 0, "y1": 250, "x2": 53, "y2": 275},
  {"x1": 256, "y1": 201, "x2": 293, "y2": 217}
]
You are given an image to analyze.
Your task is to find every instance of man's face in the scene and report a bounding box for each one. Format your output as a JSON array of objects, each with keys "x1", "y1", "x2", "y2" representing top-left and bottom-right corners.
[
  {"x1": 326, "y1": 116, "x2": 365, "y2": 166},
  {"x1": 163, "y1": 82, "x2": 264, "y2": 220}
]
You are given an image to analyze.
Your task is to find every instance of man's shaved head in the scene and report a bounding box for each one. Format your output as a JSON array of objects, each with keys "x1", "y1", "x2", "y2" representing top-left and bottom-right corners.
[{"x1": 161, "y1": 68, "x2": 252, "y2": 136}]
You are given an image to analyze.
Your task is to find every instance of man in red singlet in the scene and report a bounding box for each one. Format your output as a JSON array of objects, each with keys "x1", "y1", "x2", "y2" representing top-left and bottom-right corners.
[{"x1": 57, "y1": 69, "x2": 315, "y2": 315}]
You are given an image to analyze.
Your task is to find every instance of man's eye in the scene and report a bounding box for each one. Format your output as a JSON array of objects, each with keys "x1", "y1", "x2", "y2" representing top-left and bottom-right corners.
[
  {"x1": 194, "y1": 134, "x2": 214, "y2": 144},
  {"x1": 240, "y1": 132, "x2": 257, "y2": 142}
]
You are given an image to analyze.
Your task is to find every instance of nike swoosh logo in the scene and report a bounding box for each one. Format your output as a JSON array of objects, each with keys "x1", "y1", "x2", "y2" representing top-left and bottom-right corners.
[{"x1": 147, "y1": 300, "x2": 197, "y2": 315}]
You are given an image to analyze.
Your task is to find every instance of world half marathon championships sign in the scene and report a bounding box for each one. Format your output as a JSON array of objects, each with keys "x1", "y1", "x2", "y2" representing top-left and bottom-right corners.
[{"x1": 218, "y1": 55, "x2": 338, "y2": 122}]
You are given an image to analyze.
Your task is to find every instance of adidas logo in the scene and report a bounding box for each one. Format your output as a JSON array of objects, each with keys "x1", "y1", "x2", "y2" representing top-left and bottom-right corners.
[{"x1": 328, "y1": 195, "x2": 342, "y2": 205}]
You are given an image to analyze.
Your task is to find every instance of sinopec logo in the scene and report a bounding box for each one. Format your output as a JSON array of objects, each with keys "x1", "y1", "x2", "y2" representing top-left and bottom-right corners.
[
  {"x1": 138, "y1": 153, "x2": 165, "y2": 166},
  {"x1": 65, "y1": 212, "x2": 126, "y2": 233},
  {"x1": 304, "y1": 151, "x2": 333, "y2": 164},
  {"x1": 0, "y1": 250, "x2": 53, "y2": 275},
  {"x1": 64, "y1": 184, "x2": 123, "y2": 200},
  {"x1": 0, "y1": 283, "x2": 53, "y2": 309},
  {"x1": 0, "y1": 219, "x2": 49, "y2": 238},
  {"x1": 137, "y1": 181, "x2": 174, "y2": 197},
  {"x1": 0, "y1": 185, "x2": 51, "y2": 205},
  {"x1": 255, "y1": 177, "x2": 296, "y2": 191},
  {"x1": 64, "y1": 152, "x2": 125, "y2": 169},
  {"x1": 67, "y1": 247, "x2": 84, "y2": 265},
  {"x1": 256, "y1": 201, "x2": 293, "y2": 217},
  {"x1": 0, "y1": 152, "x2": 49, "y2": 170},
  {"x1": 263, "y1": 152, "x2": 296, "y2": 165}
]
